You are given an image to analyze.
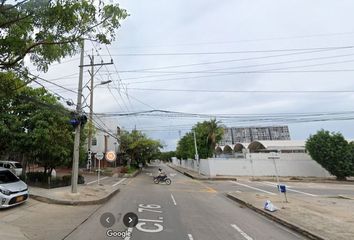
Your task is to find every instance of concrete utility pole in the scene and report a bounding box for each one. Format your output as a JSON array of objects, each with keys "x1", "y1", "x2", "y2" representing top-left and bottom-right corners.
[
  {"x1": 71, "y1": 40, "x2": 85, "y2": 194},
  {"x1": 71, "y1": 43, "x2": 113, "y2": 194},
  {"x1": 193, "y1": 131, "x2": 200, "y2": 174},
  {"x1": 87, "y1": 52, "x2": 94, "y2": 171}
]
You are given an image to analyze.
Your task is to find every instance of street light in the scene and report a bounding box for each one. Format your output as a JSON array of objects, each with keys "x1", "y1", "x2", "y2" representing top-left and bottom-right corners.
[{"x1": 87, "y1": 79, "x2": 112, "y2": 171}]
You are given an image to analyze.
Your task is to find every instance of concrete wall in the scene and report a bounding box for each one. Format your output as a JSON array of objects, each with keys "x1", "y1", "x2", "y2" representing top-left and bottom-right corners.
[
  {"x1": 172, "y1": 153, "x2": 331, "y2": 177},
  {"x1": 91, "y1": 130, "x2": 118, "y2": 154}
]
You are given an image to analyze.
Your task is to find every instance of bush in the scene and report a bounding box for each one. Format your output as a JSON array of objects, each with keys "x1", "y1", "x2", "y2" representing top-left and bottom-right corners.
[
  {"x1": 120, "y1": 166, "x2": 128, "y2": 173},
  {"x1": 23, "y1": 172, "x2": 85, "y2": 188},
  {"x1": 26, "y1": 172, "x2": 48, "y2": 182},
  {"x1": 127, "y1": 166, "x2": 137, "y2": 174},
  {"x1": 120, "y1": 166, "x2": 137, "y2": 174}
]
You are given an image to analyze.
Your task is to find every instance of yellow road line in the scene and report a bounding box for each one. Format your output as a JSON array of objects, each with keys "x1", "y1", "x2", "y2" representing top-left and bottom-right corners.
[{"x1": 192, "y1": 179, "x2": 217, "y2": 193}]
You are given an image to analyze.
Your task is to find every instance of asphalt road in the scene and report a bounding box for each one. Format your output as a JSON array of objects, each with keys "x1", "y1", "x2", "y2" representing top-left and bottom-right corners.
[{"x1": 64, "y1": 164, "x2": 305, "y2": 240}]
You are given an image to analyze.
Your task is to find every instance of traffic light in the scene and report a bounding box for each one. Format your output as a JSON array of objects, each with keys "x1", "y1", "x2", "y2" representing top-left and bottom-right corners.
[
  {"x1": 69, "y1": 119, "x2": 80, "y2": 127},
  {"x1": 79, "y1": 115, "x2": 88, "y2": 126},
  {"x1": 69, "y1": 112, "x2": 87, "y2": 127}
]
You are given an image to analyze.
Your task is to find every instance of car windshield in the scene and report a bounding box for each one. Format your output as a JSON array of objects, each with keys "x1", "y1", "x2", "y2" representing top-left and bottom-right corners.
[
  {"x1": 0, "y1": 170, "x2": 19, "y2": 184},
  {"x1": 14, "y1": 163, "x2": 22, "y2": 168}
]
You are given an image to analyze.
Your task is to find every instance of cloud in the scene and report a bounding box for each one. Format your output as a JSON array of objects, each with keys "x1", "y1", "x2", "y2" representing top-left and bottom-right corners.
[{"x1": 35, "y1": 0, "x2": 354, "y2": 151}]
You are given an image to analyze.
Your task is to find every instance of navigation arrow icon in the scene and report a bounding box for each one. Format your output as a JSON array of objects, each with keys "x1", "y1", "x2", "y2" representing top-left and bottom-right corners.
[
  {"x1": 123, "y1": 212, "x2": 138, "y2": 227},
  {"x1": 100, "y1": 212, "x2": 115, "y2": 228}
]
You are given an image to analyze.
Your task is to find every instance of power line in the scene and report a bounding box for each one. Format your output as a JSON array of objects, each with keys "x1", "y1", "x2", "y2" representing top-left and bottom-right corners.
[
  {"x1": 113, "y1": 31, "x2": 354, "y2": 49},
  {"x1": 89, "y1": 39, "x2": 142, "y2": 128},
  {"x1": 105, "y1": 45, "x2": 354, "y2": 56},
  {"x1": 94, "y1": 109, "x2": 354, "y2": 118},
  {"x1": 116, "y1": 52, "x2": 354, "y2": 73},
  {"x1": 125, "y1": 87, "x2": 354, "y2": 94},
  {"x1": 120, "y1": 58, "x2": 354, "y2": 75},
  {"x1": 124, "y1": 69, "x2": 354, "y2": 85},
  {"x1": 29, "y1": 73, "x2": 78, "y2": 94}
]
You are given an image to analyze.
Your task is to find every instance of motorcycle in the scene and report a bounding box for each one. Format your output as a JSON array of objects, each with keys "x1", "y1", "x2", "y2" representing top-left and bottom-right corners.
[{"x1": 153, "y1": 175, "x2": 171, "y2": 185}]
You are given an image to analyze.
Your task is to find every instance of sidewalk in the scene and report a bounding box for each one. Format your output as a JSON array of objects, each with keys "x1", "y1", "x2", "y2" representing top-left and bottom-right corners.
[
  {"x1": 0, "y1": 222, "x2": 28, "y2": 240},
  {"x1": 29, "y1": 183, "x2": 120, "y2": 205},
  {"x1": 227, "y1": 191, "x2": 354, "y2": 240},
  {"x1": 168, "y1": 164, "x2": 237, "y2": 181}
]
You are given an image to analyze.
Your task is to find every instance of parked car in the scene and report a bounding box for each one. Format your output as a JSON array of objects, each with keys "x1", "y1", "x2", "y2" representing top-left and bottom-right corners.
[
  {"x1": 0, "y1": 167, "x2": 28, "y2": 208},
  {"x1": 0, "y1": 161, "x2": 23, "y2": 176}
]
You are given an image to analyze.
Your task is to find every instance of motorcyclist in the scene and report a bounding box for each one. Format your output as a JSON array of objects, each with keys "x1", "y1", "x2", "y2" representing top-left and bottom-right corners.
[{"x1": 157, "y1": 168, "x2": 167, "y2": 181}]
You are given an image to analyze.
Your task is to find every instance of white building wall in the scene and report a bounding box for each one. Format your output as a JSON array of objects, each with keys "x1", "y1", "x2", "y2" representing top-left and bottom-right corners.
[
  {"x1": 172, "y1": 153, "x2": 331, "y2": 177},
  {"x1": 90, "y1": 130, "x2": 118, "y2": 154}
]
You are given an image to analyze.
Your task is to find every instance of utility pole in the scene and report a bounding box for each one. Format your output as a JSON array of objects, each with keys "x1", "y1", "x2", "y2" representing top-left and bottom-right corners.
[
  {"x1": 71, "y1": 42, "x2": 113, "y2": 194},
  {"x1": 71, "y1": 40, "x2": 85, "y2": 194},
  {"x1": 193, "y1": 131, "x2": 200, "y2": 175},
  {"x1": 88, "y1": 51, "x2": 96, "y2": 172},
  {"x1": 85, "y1": 52, "x2": 113, "y2": 171},
  {"x1": 87, "y1": 52, "x2": 94, "y2": 171}
]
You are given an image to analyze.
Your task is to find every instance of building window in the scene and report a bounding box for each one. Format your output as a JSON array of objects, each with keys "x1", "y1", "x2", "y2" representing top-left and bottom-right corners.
[{"x1": 92, "y1": 137, "x2": 97, "y2": 146}]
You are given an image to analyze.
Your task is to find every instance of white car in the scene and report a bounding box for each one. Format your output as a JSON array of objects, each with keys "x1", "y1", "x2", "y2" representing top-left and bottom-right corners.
[
  {"x1": 0, "y1": 167, "x2": 29, "y2": 208},
  {"x1": 0, "y1": 161, "x2": 23, "y2": 176}
]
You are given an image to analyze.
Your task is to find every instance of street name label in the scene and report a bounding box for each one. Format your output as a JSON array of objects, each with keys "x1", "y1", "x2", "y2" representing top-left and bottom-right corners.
[{"x1": 96, "y1": 152, "x2": 104, "y2": 160}]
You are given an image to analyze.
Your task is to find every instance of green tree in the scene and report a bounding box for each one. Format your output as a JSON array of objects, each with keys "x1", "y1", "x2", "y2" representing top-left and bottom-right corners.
[
  {"x1": 157, "y1": 151, "x2": 176, "y2": 162},
  {"x1": 306, "y1": 130, "x2": 353, "y2": 180},
  {"x1": 0, "y1": 0, "x2": 128, "y2": 74},
  {"x1": 120, "y1": 130, "x2": 162, "y2": 166},
  {"x1": 176, "y1": 119, "x2": 224, "y2": 159},
  {"x1": 176, "y1": 132, "x2": 194, "y2": 159},
  {"x1": 0, "y1": 72, "x2": 76, "y2": 175}
]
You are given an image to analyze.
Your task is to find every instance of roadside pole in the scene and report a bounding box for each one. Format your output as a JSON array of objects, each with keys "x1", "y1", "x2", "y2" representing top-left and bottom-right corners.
[
  {"x1": 243, "y1": 148, "x2": 255, "y2": 180},
  {"x1": 193, "y1": 131, "x2": 200, "y2": 174},
  {"x1": 71, "y1": 42, "x2": 113, "y2": 193},
  {"x1": 96, "y1": 152, "x2": 104, "y2": 185},
  {"x1": 71, "y1": 40, "x2": 85, "y2": 194},
  {"x1": 98, "y1": 156, "x2": 100, "y2": 185},
  {"x1": 269, "y1": 151, "x2": 281, "y2": 191},
  {"x1": 87, "y1": 52, "x2": 94, "y2": 171}
]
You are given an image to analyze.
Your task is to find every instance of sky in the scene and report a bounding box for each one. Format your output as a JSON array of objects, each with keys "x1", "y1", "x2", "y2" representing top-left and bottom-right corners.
[{"x1": 30, "y1": 0, "x2": 354, "y2": 151}]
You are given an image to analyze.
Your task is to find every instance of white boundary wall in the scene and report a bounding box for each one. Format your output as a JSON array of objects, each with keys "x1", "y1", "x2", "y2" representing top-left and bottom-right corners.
[{"x1": 172, "y1": 153, "x2": 330, "y2": 177}]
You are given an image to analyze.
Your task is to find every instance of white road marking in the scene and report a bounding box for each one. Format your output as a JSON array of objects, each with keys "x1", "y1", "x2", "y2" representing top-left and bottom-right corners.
[
  {"x1": 171, "y1": 194, "x2": 177, "y2": 205},
  {"x1": 170, "y1": 173, "x2": 176, "y2": 177},
  {"x1": 235, "y1": 190, "x2": 242, "y2": 193},
  {"x1": 229, "y1": 181, "x2": 276, "y2": 195},
  {"x1": 86, "y1": 176, "x2": 108, "y2": 185},
  {"x1": 188, "y1": 234, "x2": 194, "y2": 240},
  {"x1": 282, "y1": 188, "x2": 318, "y2": 197},
  {"x1": 112, "y1": 178, "x2": 127, "y2": 187},
  {"x1": 264, "y1": 181, "x2": 292, "y2": 188},
  {"x1": 260, "y1": 182, "x2": 318, "y2": 197},
  {"x1": 138, "y1": 218, "x2": 164, "y2": 223},
  {"x1": 231, "y1": 224, "x2": 253, "y2": 240},
  {"x1": 124, "y1": 227, "x2": 133, "y2": 240}
]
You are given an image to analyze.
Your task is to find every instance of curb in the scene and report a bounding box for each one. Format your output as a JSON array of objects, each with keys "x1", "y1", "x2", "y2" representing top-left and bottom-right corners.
[
  {"x1": 123, "y1": 169, "x2": 141, "y2": 178},
  {"x1": 29, "y1": 188, "x2": 120, "y2": 206},
  {"x1": 168, "y1": 164, "x2": 237, "y2": 181},
  {"x1": 226, "y1": 193, "x2": 326, "y2": 240},
  {"x1": 167, "y1": 164, "x2": 206, "y2": 180}
]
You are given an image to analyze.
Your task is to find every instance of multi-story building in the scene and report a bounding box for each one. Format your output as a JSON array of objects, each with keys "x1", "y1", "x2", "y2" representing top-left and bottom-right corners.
[
  {"x1": 89, "y1": 118, "x2": 120, "y2": 168},
  {"x1": 219, "y1": 126, "x2": 290, "y2": 145}
]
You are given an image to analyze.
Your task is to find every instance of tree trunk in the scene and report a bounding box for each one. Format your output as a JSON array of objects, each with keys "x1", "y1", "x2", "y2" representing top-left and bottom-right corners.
[
  {"x1": 21, "y1": 153, "x2": 27, "y2": 177},
  {"x1": 336, "y1": 176, "x2": 347, "y2": 181}
]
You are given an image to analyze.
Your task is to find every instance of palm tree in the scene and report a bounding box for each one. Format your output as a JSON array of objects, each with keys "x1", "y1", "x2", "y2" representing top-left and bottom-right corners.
[{"x1": 205, "y1": 119, "x2": 224, "y2": 157}]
